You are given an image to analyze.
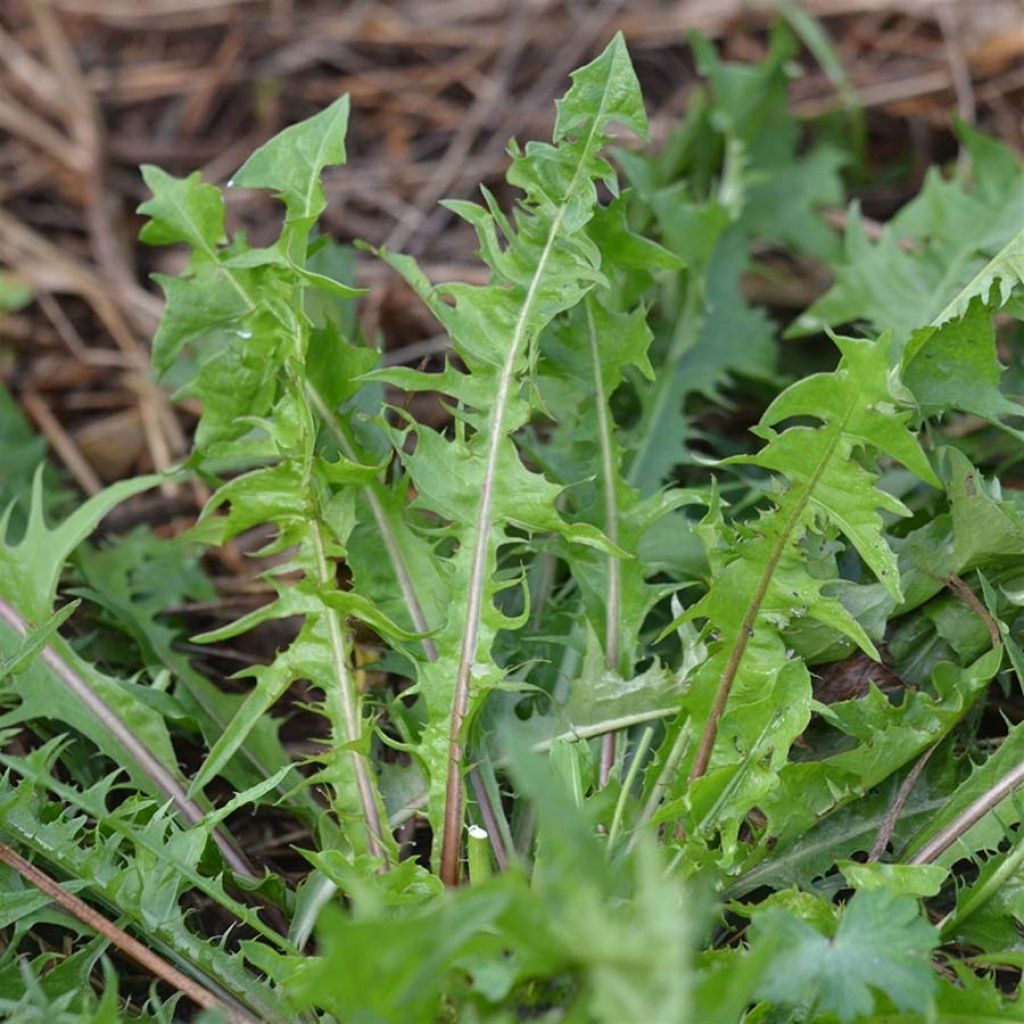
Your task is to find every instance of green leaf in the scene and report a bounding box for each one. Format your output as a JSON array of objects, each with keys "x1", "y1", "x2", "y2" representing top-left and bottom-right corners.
[
  {"x1": 945, "y1": 447, "x2": 1024, "y2": 570},
  {"x1": 372, "y1": 31, "x2": 649, "y2": 876},
  {"x1": 394, "y1": 421, "x2": 619, "y2": 552},
  {"x1": 675, "y1": 333, "x2": 933, "y2": 787},
  {"x1": 756, "y1": 645, "x2": 1002, "y2": 862},
  {"x1": 0, "y1": 384, "x2": 71, "y2": 536},
  {"x1": 486, "y1": 650, "x2": 686, "y2": 760},
  {"x1": 0, "y1": 600, "x2": 78, "y2": 678},
  {"x1": 117, "y1": 36, "x2": 1024, "y2": 1022},
  {"x1": 148, "y1": 265, "x2": 256, "y2": 375},
  {"x1": 0, "y1": 755, "x2": 292, "y2": 1021},
  {"x1": 620, "y1": 27, "x2": 847, "y2": 491},
  {"x1": 289, "y1": 878, "x2": 525, "y2": 1023},
  {"x1": 71, "y1": 529, "x2": 307, "y2": 815},
  {"x1": 941, "y1": 833, "x2": 1024, "y2": 953},
  {"x1": 138, "y1": 165, "x2": 225, "y2": 255},
  {"x1": 507, "y1": 743, "x2": 696, "y2": 1023},
  {"x1": 752, "y1": 887, "x2": 939, "y2": 1021},
  {"x1": 839, "y1": 860, "x2": 947, "y2": 897},
  {"x1": 902, "y1": 719, "x2": 1024, "y2": 868},
  {"x1": 791, "y1": 127, "x2": 1024, "y2": 338},
  {"x1": 932, "y1": 226, "x2": 1024, "y2": 326},
  {"x1": 903, "y1": 298, "x2": 1023, "y2": 438},
  {"x1": 140, "y1": 90, "x2": 393, "y2": 862},
  {"x1": 763, "y1": 330, "x2": 940, "y2": 489},
  {"x1": 0, "y1": 468, "x2": 166, "y2": 622},
  {"x1": 231, "y1": 94, "x2": 350, "y2": 229}
]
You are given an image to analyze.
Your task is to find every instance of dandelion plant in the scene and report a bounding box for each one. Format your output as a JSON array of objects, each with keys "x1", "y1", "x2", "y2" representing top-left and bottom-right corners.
[{"x1": 1, "y1": 26, "x2": 1022, "y2": 1024}]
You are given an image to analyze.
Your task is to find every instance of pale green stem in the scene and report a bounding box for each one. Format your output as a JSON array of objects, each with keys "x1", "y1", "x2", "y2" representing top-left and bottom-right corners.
[
  {"x1": 629, "y1": 723, "x2": 692, "y2": 852},
  {"x1": 310, "y1": 522, "x2": 389, "y2": 863},
  {"x1": 607, "y1": 727, "x2": 655, "y2": 856},
  {"x1": 466, "y1": 824, "x2": 494, "y2": 883},
  {"x1": 440, "y1": 75, "x2": 618, "y2": 884},
  {"x1": 585, "y1": 297, "x2": 622, "y2": 788},
  {"x1": 469, "y1": 761, "x2": 509, "y2": 871},
  {"x1": 306, "y1": 383, "x2": 439, "y2": 658}
]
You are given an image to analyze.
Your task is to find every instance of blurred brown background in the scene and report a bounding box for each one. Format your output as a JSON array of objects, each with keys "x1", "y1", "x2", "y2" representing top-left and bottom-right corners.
[{"x1": 1, "y1": 0, "x2": 1021, "y2": 502}]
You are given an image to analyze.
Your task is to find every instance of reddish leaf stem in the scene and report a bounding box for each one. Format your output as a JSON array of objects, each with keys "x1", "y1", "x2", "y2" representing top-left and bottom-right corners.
[
  {"x1": 0, "y1": 841, "x2": 260, "y2": 1024},
  {"x1": 0, "y1": 596, "x2": 255, "y2": 878}
]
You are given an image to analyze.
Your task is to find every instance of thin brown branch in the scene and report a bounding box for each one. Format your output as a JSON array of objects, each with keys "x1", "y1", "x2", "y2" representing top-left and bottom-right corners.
[
  {"x1": 0, "y1": 206, "x2": 182, "y2": 495},
  {"x1": 36, "y1": 291, "x2": 118, "y2": 367},
  {"x1": 0, "y1": 23, "x2": 63, "y2": 113},
  {"x1": 938, "y1": 1, "x2": 977, "y2": 125},
  {"x1": 946, "y1": 572, "x2": 1002, "y2": 648},
  {"x1": 20, "y1": 389, "x2": 104, "y2": 496},
  {"x1": 178, "y1": 23, "x2": 245, "y2": 136},
  {"x1": 0, "y1": 842, "x2": 260, "y2": 1024},
  {"x1": 0, "y1": 843, "x2": 260, "y2": 1019},
  {"x1": 793, "y1": 68, "x2": 954, "y2": 117},
  {"x1": 0, "y1": 207, "x2": 152, "y2": 348},
  {"x1": 21, "y1": 1, "x2": 181, "y2": 500},
  {"x1": 0, "y1": 86, "x2": 82, "y2": 168},
  {"x1": 868, "y1": 745, "x2": 936, "y2": 862}
]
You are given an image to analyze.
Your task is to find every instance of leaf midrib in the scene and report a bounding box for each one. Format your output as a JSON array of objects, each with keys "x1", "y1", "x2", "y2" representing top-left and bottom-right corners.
[{"x1": 440, "y1": 68, "x2": 618, "y2": 883}]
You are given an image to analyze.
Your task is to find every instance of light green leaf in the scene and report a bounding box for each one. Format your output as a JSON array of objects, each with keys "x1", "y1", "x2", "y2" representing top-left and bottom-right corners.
[
  {"x1": 0, "y1": 468, "x2": 166, "y2": 622},
  {"x1": 0, "y1": 600, "x2": 78, "y2": 678},
  {"x1": 138, "y1": 165, "x2": 225, "y2": 255},
  {"x1": 903, "y1": 298, "x2": 1023, "y2": 438},
  {"x1": 232, "y1": 94, "x2": 350, "y2": 227},
  {"x1": 840, "y1": 860, "x2": 947, "y2": 897},
  {"x1": 931, "y1": 226, "x2": 1024, "y2": 326},
  {"x1": 791, "y1": 126, "x2": 1024, "y2": 338},
  {"x1": 753, "y1": 888, "x2": 938, "y2": 1021}
]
